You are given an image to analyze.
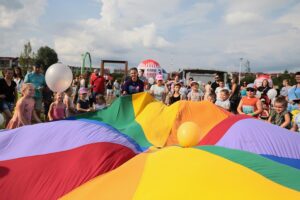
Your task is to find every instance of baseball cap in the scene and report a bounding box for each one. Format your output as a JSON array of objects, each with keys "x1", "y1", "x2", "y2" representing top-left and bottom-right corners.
[
  {"x1": 246, "y1": 84, "x2": 256, "y2": 91},
  {"x1": 156, "y1": 74, "x2": 163, "y2": 81},
  {"x1": 79, "y1": 87, "x2": 88, "y2": 94}
]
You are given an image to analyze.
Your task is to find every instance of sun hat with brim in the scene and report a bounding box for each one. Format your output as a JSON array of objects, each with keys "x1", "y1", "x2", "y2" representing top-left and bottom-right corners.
[
  {"x1": 156, "y1": 74, "x2": 163, "y2": 81},
  {"x1": 79, "y1": 87, "x2": 88, "y2": 94}
]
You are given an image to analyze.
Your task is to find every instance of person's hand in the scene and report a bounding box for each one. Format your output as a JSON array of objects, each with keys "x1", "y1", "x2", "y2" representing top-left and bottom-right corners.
[{"x1": 0, "y1": 94, "x2": 6, "y2": 99}]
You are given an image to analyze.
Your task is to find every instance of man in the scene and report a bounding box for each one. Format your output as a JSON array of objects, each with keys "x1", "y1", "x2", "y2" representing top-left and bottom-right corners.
[
  {"x1": 211, "y1": 74, "x2": 220, "y2": 92},
  {"x1": 287, "y1": 72, "x2": 300, "y2": 111},
  {"x1": 24, "y1": 64, "x2": 46, "y2": 118},
  {"x1": 138, "y1": 69, "x2": 147, "y2": 83},
  {"x1": 122, "y1": 67, "x2": 144, "y2": 95},
  {"x1": 90, "y1": 69, "x2": 105, "y2": 97}
]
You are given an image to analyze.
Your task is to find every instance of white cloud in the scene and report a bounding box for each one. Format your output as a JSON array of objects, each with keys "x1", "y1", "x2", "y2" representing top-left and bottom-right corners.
[
  {"x1": 0, "y1": 0, "x2": 47, "y2": 28},
  {"x1": 1, "y1": 0, "x2": 300, "y2": 73},
  {"x1": 225, "y1": 12, "x2": 263, "y2": 25},
  {"x1": 277, "y1": 4, "x2": 300, "y2": 29}
]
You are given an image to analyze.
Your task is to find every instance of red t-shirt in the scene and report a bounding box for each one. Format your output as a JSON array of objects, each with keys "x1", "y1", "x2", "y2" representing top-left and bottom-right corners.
[{"x1": 91, "y1": 75, "x2": 105, "y2": 94}]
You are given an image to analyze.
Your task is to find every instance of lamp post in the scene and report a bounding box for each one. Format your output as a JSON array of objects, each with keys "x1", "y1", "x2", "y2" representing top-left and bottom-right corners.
[{"x1": 239, "y1": 58, "x2": 243, "y2": 85}]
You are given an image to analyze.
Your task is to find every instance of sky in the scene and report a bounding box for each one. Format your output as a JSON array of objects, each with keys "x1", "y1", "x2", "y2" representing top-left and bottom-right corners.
[{"x1": 1, "y1": 0, "x2": 300, "y2": 73}]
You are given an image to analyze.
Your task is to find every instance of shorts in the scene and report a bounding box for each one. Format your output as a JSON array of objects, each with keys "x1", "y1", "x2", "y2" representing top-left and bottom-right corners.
[
  {"x1": 1, "y1": 101, "x2": 15, "y2": 112},
  {"x1": 34, "y1": 98, "x2": 43, "y2": 111},
  {"x1": 107, "y1": 89, "x2": 114, "y2": 95}
]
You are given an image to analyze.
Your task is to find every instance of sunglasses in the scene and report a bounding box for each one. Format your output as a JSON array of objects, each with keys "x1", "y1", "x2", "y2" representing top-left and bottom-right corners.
[{"x1": 246, "y1": 88, "x2": 256, "y2": 92}]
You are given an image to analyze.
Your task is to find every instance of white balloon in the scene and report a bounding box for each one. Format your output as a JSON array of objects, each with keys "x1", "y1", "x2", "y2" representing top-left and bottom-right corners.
[
  {"x1": 148, "y1": 77, "x2": 154, "y2": 85},
  {"x1": 255, "y1": 91, "x2": 261, "y2": 99},
  {"x1": 0, "y1": 113, "x2": 4, "y2": 125},
  {"x1": 45, "y1": 63, "x2": 73, "y2": 92},
  {"x1": 267, "y1": 89, "x2": 277, "y2": 100}
]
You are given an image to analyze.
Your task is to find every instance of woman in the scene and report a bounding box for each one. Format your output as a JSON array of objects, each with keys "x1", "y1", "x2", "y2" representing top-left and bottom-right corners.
[
  {"x1": 13, "y1": 67, "x2": 24, "y2": 94},
  {"x1": 237, "y1": 85, "x2": 262, "y2": 118},
  {"x1": 0, "y1": 68, "x2": 18, "y2": 125},
  {"x1": 229, "y1": 76, "x2": 240, "y2": 113},
  {"x1": 257, "y1": 79, "x2": 271, "y2": 106}
]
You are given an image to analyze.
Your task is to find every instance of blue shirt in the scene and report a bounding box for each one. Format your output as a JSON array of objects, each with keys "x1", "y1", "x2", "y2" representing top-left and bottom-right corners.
[
  {"x1": 24, "y1": 72, "x2": 45, "y2": 98},
  {"x1": 123, "y1": 79, "x2": 144, "y2": 95}
]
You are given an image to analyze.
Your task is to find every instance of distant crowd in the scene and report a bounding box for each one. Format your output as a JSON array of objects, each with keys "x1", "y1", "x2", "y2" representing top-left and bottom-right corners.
[{"x1": 0, "y1": 65, "x2": 299, "y2": 132}]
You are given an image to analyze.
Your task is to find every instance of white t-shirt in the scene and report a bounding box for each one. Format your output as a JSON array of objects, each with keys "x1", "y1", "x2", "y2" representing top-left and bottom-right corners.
[
  {"x1": 94, "y1": 104, "x2": 106, "y2": 110},
  {"x1": 150, "y1": 84, "x2": 165, "y2": 101},
  {"x1": 187, "y1": 91, "x2": 202, "y2": 101},
  {"x1": 215, "y1": 99, "x2": 230, "y2": 110}
]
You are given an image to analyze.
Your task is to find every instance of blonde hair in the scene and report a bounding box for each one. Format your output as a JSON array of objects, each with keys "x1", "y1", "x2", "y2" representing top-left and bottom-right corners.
[{"x1": 21, "y1": 83, "x2": 34, "y2": 95}]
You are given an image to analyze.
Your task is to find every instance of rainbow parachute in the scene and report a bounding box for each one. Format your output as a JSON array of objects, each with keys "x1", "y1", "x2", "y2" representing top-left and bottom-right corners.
[{"x1": 0, "y1": 92, "x2": 299, "y2": 200}]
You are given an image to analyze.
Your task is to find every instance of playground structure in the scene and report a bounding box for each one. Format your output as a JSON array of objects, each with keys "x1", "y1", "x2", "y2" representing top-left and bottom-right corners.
[
  {"x1": 100, "y1": 60, "x2": 128, "y2": 77},
  {"x1": 81, "y1": 52, "x2": 92, "y2": 74}
]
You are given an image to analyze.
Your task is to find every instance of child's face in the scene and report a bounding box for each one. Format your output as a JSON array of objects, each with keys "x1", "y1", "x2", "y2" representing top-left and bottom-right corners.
[
  {"x1": 262, "y1": 102, "x2": 267, "y2": 109},
  {"x1": 220, "y1": 92, "x2": 229, "y2": 101},
  {"x1": 207, "y1": 96, "x2": 215, "y2": 103},
  {"x1": 219, "y1": 82, "x2": 224, "y2": 87},
  {"x1": 274, "y1": 102, "x2": 285, "y2": 114},
  {"x1": 25, "y1": 86, "x2": 35, "y2": 97},
  {"x1": 80, "y1": 93, "x2": 87, "y2": 99},
  {"x1": 246, "y1": 88, "x2": 256, "y2": 97},
  {"x1": 96, "y1": 97, "x2": 105, "y2": 105},
  {"x1": 67, "y1": 88, "x2": 73, "y2": 96},
  {"x1": 192, "y1": 84, "x2": 199, "y2": 91},
  {"x1": 174, "y1": 85, "x2": 180, "y2": 92},
  {"x1": 56, "y1": 93, "x2": 64, "y2": 102}
]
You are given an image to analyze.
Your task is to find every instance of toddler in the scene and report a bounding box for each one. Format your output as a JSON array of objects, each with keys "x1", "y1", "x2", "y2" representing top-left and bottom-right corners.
[
  {"x1": 215, "y1": 89, "x2": 230, "y2": 111},
  {"x1": 93, "y1": 94, "x2": 107, "y2": 110},
  {"x1": 76, "y1": 87, "x2": 93, "y2": 113},
  {"x1": 187, "y1": 82, "x2": 202, "y2": 101},
  {"x1": 64, "y1": 87, "x2": 76, "y2": 117},
  {"x1": 268, "y1": 96, "x2": 291, "y2": 129}
]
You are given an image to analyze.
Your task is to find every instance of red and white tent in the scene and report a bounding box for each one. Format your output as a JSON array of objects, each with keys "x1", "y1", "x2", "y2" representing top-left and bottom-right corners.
[
  {"x1": 137, "y1": 59, "x2": 167, "y2": 80},
  {"x1": 254, "y1": 74, "x2": 273, "y2": 88}
]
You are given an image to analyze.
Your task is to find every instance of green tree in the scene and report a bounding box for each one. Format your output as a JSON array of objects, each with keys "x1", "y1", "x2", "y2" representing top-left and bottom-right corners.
[
  {"x1": 19, "y1": 41, "x2": 35, "y2": 69},
  {"x1": 272, "y1": 70, "x2": 294, "y2": 88},
  {"x1": 241, "y1": 73, "x2": 256, "y2": 85},
  {"x1": 35, "y1": 46, "x2": 58, "y2": 72}
]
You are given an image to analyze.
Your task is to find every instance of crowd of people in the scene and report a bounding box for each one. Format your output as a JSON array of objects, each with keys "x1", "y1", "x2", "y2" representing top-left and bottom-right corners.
[{"x1": 0, "y1": 65, "x2": 299, "y2": 132}]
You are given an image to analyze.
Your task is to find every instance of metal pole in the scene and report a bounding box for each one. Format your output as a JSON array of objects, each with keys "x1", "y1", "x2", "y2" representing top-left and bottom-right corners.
[{"x1": 239, "y1": 58, "x2": 243, "y2": 84}]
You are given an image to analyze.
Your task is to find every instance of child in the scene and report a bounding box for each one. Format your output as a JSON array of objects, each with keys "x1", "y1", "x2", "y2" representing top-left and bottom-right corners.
[
  {"x1": 215, "y1": 80, "x2": 230, "y2": 100},
  {"x1": 215, "y1": 89, "x2": 230, "y2": 111},
  {"x1": 93, "y1": 94, "x2": 106, "y2": 110},
  {"x1": 64, "y1": 87, "x2": 76, "y2": 117},
  {"x1": 169, "y1": 83, "x2": 182, "y2": 105},
  {"x1": 76, "y1": 87, "x2": 93, "y2": 113},
  {"x1": 268, "y1": 96, "x2": 291, "y2": 129},
  {"x1": 149, "y1": 74, "x2": 166, "y2": 102},
  {"x1": 237, "y1": 85, "x2": 263, "y2": 117},
  {"x1": 207, "y1": 93, "x2": 216, "y2": 103},
  {"x1": 187, "y1": 81, "x2": 202, "y2": 101},
  {"x1": 6, "y1": 83, "x2": 41, "y2": 129},
  {"x1": 291, "y1": 111, "x2": 300, "y2": 132},
  {"x1": 48, "y1": 92, "x2": 67, "y2": 121},
  {"x1": 259, "y1": 99, "x2": 270, "y2": 120},
  {"x1": 113, "y1": 79, "x2": 121, "y2": 97},
  {"x1": 106, "y1": 79, "x2": 114, "y2": 104}
]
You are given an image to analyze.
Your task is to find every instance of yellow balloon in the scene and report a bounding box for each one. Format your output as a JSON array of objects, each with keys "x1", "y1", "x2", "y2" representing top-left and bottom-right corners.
[{"x1": 177, "y1": 122, "x2": 201, "y2": 148}]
